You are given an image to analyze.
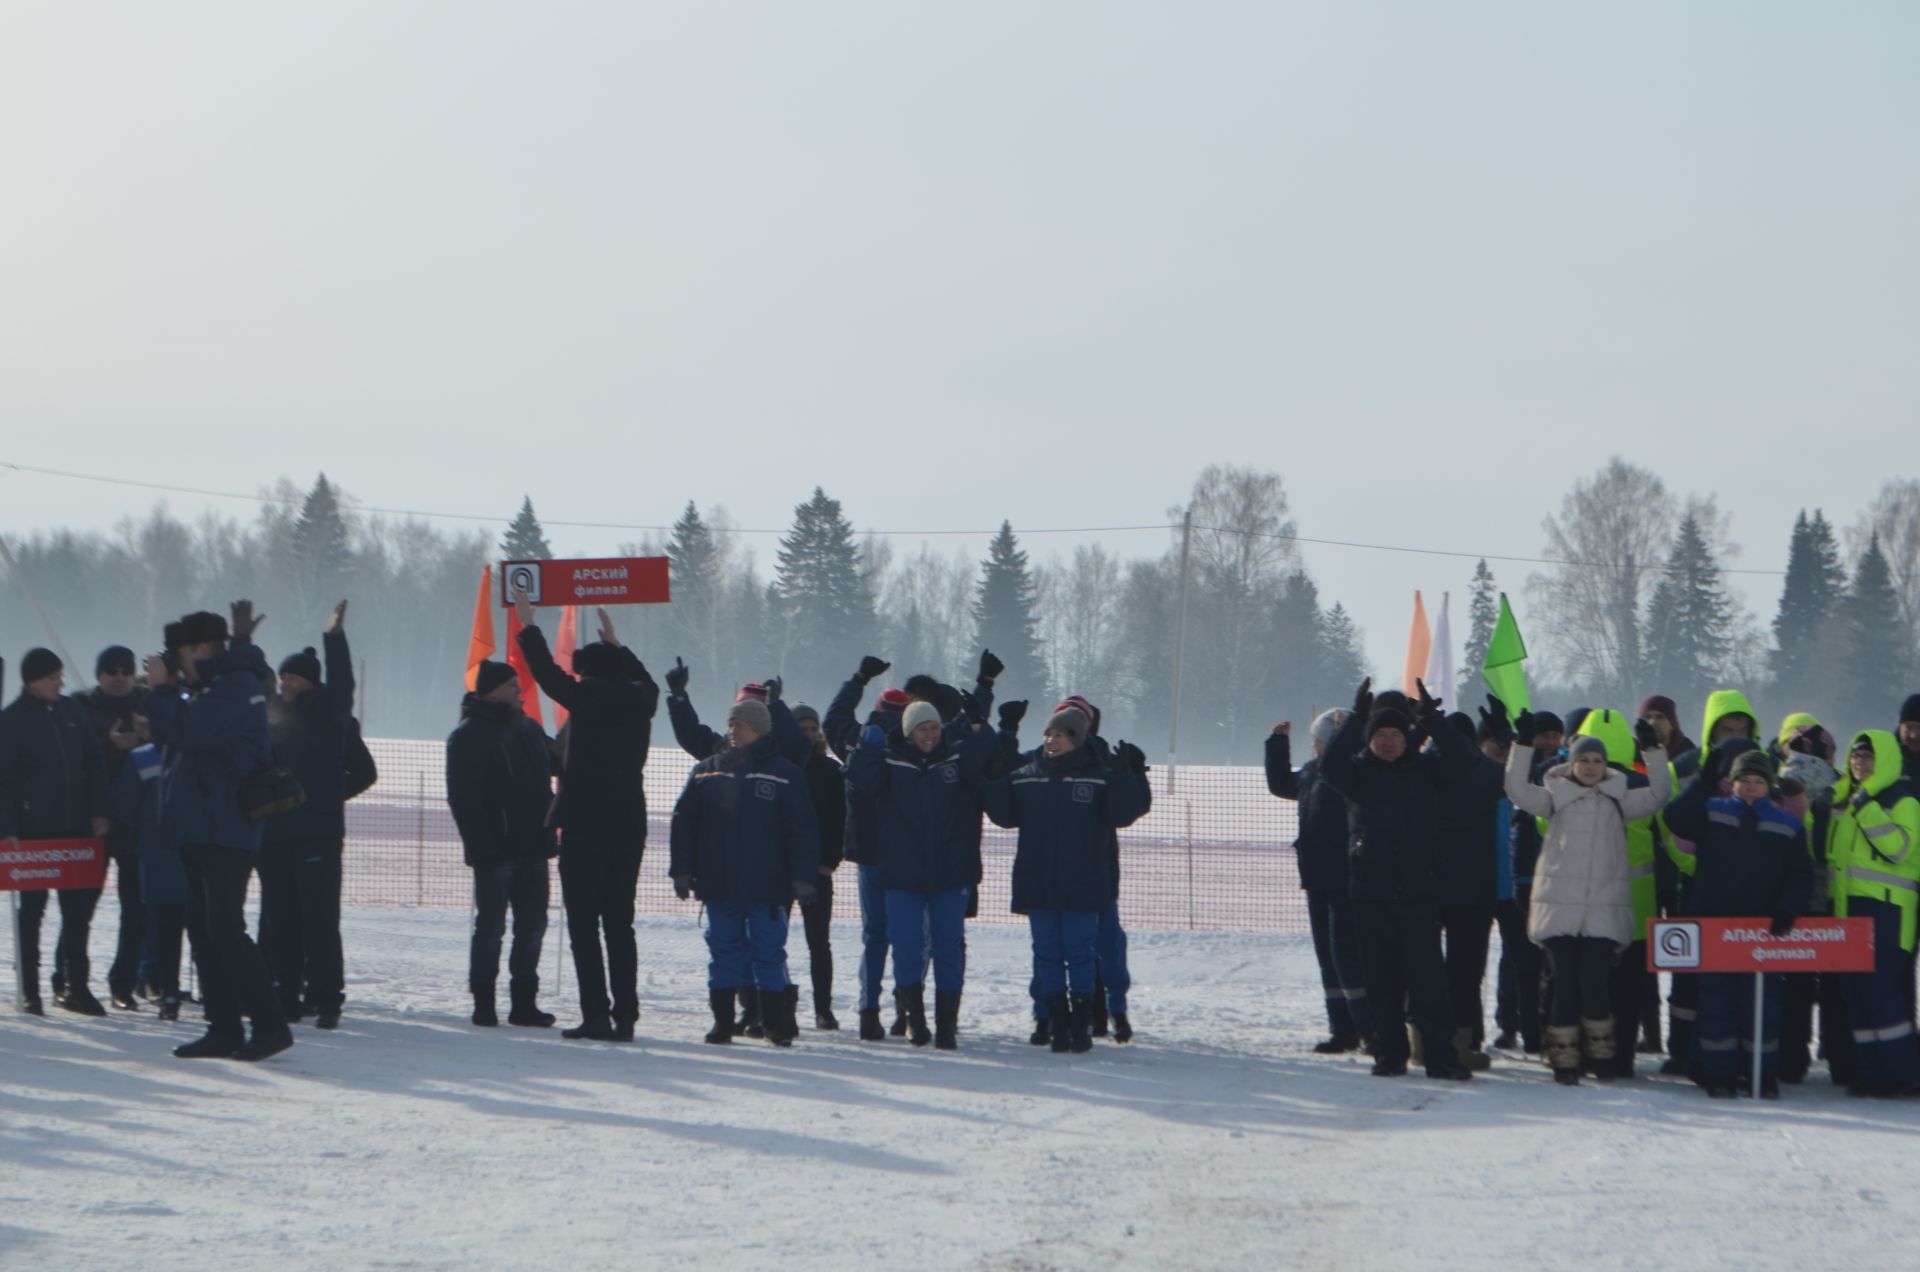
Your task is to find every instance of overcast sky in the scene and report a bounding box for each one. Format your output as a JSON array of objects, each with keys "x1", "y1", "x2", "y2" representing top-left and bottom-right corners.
[{"x1": 3, "y1": 1, "x2": 1915, "y2": 682}]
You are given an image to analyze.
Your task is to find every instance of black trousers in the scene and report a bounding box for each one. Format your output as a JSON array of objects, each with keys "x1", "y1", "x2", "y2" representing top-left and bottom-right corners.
[
  {"x1": 1608, "y1": 941, "x2": 1651, "y2": 1073},
  {"x1": 470, "y1": 856, "x2": 550, "y2": 995},
  {"x1": 1439, "y1": 903, "x2": 1494, "y2": 1046},
  {"x1": 183, "y1": 842, "x2": 284, "y2": 1039},
  {"x1": 106, "y1": 827, "x2": 146, "y2": 998},
  {"x1": 1353, "y1": 899, "x2": 1453, "y2": 1070},
  {"x1": 1543, "y1": 936, "x2": 1612, "y2": 1028},
  {"x1": 148, "y1": 902, "x2": 187, "y2": 999},
  {"x1": 785, "y1": 871, "x2": 835, "y2": 1007},
  {"x1": 16, "y1": 885, "x2": 103, "y2": 998},
  {"x1": 1493, "y1": 897, "x2": 1543, "y2": 1047},
  {"x1": 257, "y1": 836, "x2": 345, "y2": 1012},
  {"x1": 558, "y1": 838, "x2": 642, "y2": 1024}
]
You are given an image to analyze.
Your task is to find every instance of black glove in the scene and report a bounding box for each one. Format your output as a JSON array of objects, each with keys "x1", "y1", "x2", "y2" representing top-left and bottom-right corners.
[
  {"x1": 1770, "y1": 912, "x2": 1795, "y2": 937},
  {"x1": 856, "y1": 655, "x2": 891, "y2": 685},
  {"x1": 795, "y1": 881, "x2": 819, "y2": 907},
  {"x1": 1352, "y1": 677, "x2": 1374, "y2": 719},
  {"x1": 978, "y1": 649, "x2": 1005, "y2": 683},
  {"x1": 1633, "y1": 717, "x2": 1660, "y2": 753},
  {"x1": 672, "y1": 875, "x2": 694, "y2": 901},
  {"x1": 1414, "y1": 677, "x2": 1442, "y2": 722},
  {"x1": 1478, "y1": 695, "x2": 1514, "y2": 747},
  {"x1": 1850, "y1": 788, "x2": 1872, "y2": 812},
  {"x1": 1700, "y1": 745, "x2": 1731, "y2": 789},
  {"x1": 998, "y1": 700, "x2": 1028, "y2": 731},
  {"x1": 1113, "y1": 740, "x2": 1147, "y2": 774},
  {"x1": 665, "y1": 657, "x2": 690, "y2": 697},
  {"x1": 1513, "y1": 709, "x2": 1538, "y2": 748},
  {"x1": 764, "y1": 675, "x2": 783, "y2": 702}
]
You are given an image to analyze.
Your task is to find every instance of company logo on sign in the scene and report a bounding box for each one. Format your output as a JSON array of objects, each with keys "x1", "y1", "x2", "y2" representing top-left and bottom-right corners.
[
  {"x1": 504, "y1": 562, "x2": 542, "y2": 604},
  {"x1": 1652, "y1": 921, "x2": 1700, "y2": 969}
]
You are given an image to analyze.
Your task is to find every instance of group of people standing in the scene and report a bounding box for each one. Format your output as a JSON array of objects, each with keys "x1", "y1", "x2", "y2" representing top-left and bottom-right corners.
[
  {"x1": 3, "y1": 601, "x2": 374, "y2": 1062},
  {"x1": 1268, "y1": 680, "x2": 1920, "y2": 1097},
  {"x1": 443, "y1": 588, "x2": 1150, "y2": 1053}
]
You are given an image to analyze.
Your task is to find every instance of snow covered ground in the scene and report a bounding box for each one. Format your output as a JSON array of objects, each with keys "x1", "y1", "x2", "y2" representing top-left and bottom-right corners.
[{"x1": 5, "y1": 902, "x2": 1920, "y2": 1270}]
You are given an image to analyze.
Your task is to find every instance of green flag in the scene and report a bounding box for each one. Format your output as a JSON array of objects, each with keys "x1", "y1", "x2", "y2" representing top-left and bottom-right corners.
[{"x1": 1480, "y1": 592, "x2": 1530, "y2": 713}]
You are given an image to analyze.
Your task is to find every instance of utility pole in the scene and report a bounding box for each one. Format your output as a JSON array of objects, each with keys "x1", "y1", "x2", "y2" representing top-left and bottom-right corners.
[{"x1": 1166, "y1": 508, "x2": 1194, "y2": 794}]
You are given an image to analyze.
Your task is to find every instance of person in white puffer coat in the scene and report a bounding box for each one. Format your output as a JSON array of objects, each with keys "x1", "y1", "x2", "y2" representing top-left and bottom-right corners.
[{"x1": 1503, "y1": 718, "x2": 1671, "y2": 1085}]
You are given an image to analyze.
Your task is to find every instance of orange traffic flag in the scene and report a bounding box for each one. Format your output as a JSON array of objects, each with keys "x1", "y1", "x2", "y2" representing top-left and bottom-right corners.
[
  {"x1": 549, "y1": 605, "x2": 578, "y2": 731},
  {"x1": 1402, "y1": 590, "x2": 1431, "y2": 697},
  {"x1": 464, "y1": 566, "x2": 496, "y2": 692},
  {"x1": 503, "y1": 601, "x2": 545, "y2": 728}
]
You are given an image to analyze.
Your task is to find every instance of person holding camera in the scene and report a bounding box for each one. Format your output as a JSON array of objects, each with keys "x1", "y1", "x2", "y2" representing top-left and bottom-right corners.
[{"x1": 144, "y1": 604, "x2": 290, "y2": 1061}]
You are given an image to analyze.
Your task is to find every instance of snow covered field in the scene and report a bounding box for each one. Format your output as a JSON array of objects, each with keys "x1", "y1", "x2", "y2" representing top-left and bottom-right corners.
[{"x1": 5, "y1": 903, "x2": 1920, "y2": 1270}]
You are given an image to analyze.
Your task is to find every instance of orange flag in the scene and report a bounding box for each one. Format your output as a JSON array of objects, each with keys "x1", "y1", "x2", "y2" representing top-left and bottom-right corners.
[
  {"x1": 503, "y1": 602, "x2": 546, "y2": 728},
  {"x1": 1402, "y1": 590, "x2": 1432, "y2": 696},
  {"x1": 464, "y1": 566, "x2": 496, "y2": 692},
  {"x1": 549, "y1": 606, "x2": 578, "y2": 731}
]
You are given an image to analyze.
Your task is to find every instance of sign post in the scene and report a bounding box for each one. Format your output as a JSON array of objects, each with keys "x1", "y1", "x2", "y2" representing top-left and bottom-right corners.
[
  {"x1": 1649, "y1": 917, "x2": 1873, "y2": 1098},
  {"x1": 500, "y1": 557, "x2": 670, "y2": 609}
]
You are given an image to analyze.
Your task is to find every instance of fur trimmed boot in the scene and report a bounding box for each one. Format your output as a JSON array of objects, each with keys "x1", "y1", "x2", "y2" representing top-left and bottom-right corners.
[
  {"x1": 1546, "y1": 1024, "x2": 1583, "y2": 1086},
  {"x1": 1582, "y1": 1016, "x2": 1617, "y2": 1081}
]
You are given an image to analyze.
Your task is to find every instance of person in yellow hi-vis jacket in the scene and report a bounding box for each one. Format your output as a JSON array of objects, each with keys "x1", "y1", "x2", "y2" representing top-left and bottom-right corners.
[{"x1": 1828, "y1": 730, "x2": 1920, "y2": 1097}]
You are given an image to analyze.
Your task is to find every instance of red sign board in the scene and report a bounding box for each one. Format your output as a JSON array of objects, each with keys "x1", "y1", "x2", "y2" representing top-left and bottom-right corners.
[
  {"x1": 1, "y1": 838, "x2": 107, "y2": 892},
  {"x1": 500, "y1": 557, "x2": 670, "y2": 608},
  {"x1": 1647, "y1": 917, "x2": 1874, "y2": 973}
]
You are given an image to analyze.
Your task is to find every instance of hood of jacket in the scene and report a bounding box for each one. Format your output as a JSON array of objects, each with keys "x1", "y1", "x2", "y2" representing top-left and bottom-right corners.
[
  {"x1": 1575, "y1": 708, "x2": 1637, "y2": 770},
  {"x1": 1834, "y1": 730, "x2": 1908, "y2": 804},
  {"x1": 1701, "y1": 689, "x2": 1759, "y2": 750}
]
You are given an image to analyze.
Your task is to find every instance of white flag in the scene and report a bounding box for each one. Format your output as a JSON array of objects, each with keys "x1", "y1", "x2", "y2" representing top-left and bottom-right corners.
[{"x1": 1425, "y1": 591, "x2": 1456, "y2": 712}]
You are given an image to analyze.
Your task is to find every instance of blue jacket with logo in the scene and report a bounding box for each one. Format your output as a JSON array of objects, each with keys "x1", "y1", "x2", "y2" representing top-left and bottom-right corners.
[
  {"x1": 846, "y1": 726, "x2": 992, "y2": 894},
  {"x1": 1662, "y1": 777, "x2": 1813, "y2": 919},
  {"x1": 983, "y1": 744, "x2": 1150, "y2": 915},
  {"x1": 668, "y1": 732, "x2": 821, "y2": 905}
]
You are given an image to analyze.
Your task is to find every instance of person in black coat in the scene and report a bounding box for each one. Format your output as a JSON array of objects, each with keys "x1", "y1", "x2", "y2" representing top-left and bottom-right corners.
[
  {"x1": 513, "y1": 591, "x2": 659, "y2": 1042},
  {"x1": 446, "y1": 660, "x2": 558, "y2": 1028},
  {"x1": 846, "y1": 700, "x2": 994, "y2": 1049},
  {"x1": 258, "y1": 599, "x2": 357, "y2": 1028},
  {"x1": 1266, "y1": 707, "x2": 1370, "y2": 1054},
  {"x1": 1, "y1": 648, "x2": 110, "y2": 1016},
  {"x1": 1318, "y1": 679, "x2": 1477, "y2": 1081},
  {"x1": 1433, "y1": 710, "x2": 1507, "y2": 1071},
  {"x1": 81, "y1": 644, "x2": 150, "y2": 1010},
  {"x1": 668, "y1": 698, "x2": 822, "y2": 1047},
  {"x1": 983, "y1": 706, "x2": 1151, "y2": 1054},
  {"x1": 790, "y1": 702, "x2": 846, "y2": 1029},
  {"x1": 1493, "y1": 710, "x2": 1562, "y2": 1054}
]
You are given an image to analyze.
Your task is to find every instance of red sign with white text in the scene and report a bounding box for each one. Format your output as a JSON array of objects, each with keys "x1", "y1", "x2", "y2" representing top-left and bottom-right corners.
[
  {"x1": 1647, "y1": 917, "x2": 1874, "y2": 974},
  {"x1": 1, "y1": 839, "x2": 107, "y2": 892},
  {"x1": 500, "y1": 557, "x2": 670, "y2": 608}
]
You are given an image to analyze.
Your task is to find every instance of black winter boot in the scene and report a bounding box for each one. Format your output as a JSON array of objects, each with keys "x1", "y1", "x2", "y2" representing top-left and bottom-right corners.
[
  {"x1": 858, "y1": 1008, "x2": 885, "y2": 1041},
  {"x1": 611, "y1": 1013, "x2": 636, "y2": 1043},
  {"x1": 236, "y1": 1025, "x2": 295, "y2": 1062},
  {"x1": 561, "y1": 1016, "x2": 616, "y2": 1041},
  {"x1": 1028, "y1": 1015, "x2": 1051, "y2": 1046},
  {"x1": 890, "y1": 989, "x2": 909, "y2": 1037},
  {"x1": 507, "y1": 982, "x2": 556, "y2": 1027},
  {"x1": 735, "y1": 987, "x2": 765, "y2": 1039},
  {"x1": 156, "y1": 996, "x2": 181, "y2": 1022},
  {"x1": 173, "y1": 1029, "x2": 244, "y2": 1059},
  {"x1": 1067, "y1": 994, "x2": 1095, "y2": 1054},
  {"x1": 472, "y1": 987, "x2": 499, "y2": 1027},
  {"x1": 812, "y1": 969, "x2": 839, "y2": 1030},
  {"x1": 1047, "y1": 996, "x2": 1072, "y2": 1053},
  {"x1": 1090, "y1": 977, "x2": 1109, "y2": 1038},
  {"x1": 765, "y1": 986, "x2": 800, "y2": 1048},
  {"x1": 57, "y1": 985, "x2": 108, "y2": 1017},
  {"x1": 934, "y1": 990, "x2": 961, "y2": 1050},
  {"x1": 1111, "y1": 1013, "x2": 1133, "y2": 1044},
  {"x1": 899, "y1": 985, "x2": 932, "y2": 1047},
  {"x1": 706, "y1": 988, "x2": 736, "y2": 1044}
]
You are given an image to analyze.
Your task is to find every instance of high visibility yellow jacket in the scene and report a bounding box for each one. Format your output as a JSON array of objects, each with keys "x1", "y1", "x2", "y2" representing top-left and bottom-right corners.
[{"x1": 1829, "y1": 730, "x2": 1920, "y2": 952}]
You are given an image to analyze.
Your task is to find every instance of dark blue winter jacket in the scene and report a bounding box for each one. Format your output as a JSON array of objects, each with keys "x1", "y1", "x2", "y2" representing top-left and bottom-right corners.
[
  {"x1": 983, "y1": 743, "x2": 1151, "y2": 915},
  {"x1": 667, "y1": 692, "x2": 810, "y2": 768},
  {"x1": 668, "y1": 732, "x2": 821, "y2": 905},
  {"x1": 445, "y1": 694, "x2": 557, "y2": 866},
  {"x1": 846, "y1": 726, "x2": 992, "y2": 894},
  {"x1": 1318, "y1": 709, "x2": 1478, "y2": 904},
  {"x1": 518, "y1": 625, "x2": 658, "y2": 843},
  {"x1": 144, "y1": 644, "x2": 275, "y2": 853},
  {"x1": 264, "y1": 628, "x2": 355, "y2": 844},
  {"x1": 0, "y1": 692, "x2": 107, "y2": 840},
  {"x1": 1265, "y1": 734, "x2": 1349, "y2": 896},
  {"x1": 1662, "y1": 777, "x2": 1813, "y2": 920},
  {"x1": 111, "y1": 747, "x2": 186, "y2": 905}
]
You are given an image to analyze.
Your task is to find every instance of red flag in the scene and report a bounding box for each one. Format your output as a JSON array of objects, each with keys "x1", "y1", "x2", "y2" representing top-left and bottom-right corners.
[
  {"x1": 549, "y1": 606, "x2": 578, "y2": 731},
  {"x1": 464, "y1": 566, "x2": 496, "y2": 692},
  {"x1": 503, "y1": 603, "x2": 546, "y2": 728}
]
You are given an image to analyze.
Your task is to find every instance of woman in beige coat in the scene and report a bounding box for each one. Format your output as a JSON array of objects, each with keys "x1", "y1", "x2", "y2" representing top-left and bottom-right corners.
[{"x1": 1504, "y1": 721, "x2": 1670, "y2": 1084}]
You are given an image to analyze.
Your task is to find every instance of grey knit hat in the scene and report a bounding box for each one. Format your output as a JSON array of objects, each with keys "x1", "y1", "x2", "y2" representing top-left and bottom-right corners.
[
  {"x1": 1569, "y1": 735, "x2": 1609, "y2": 762},
  {"x1": 1043, "y1": 707, "x2": 1090, "y2": 746},
  {"x1": 727, "y1": 699, "x2": 772, "y2": 737},
  {"x1": 1310, "y1": 709, "x2": 1349, "y2": 747}
]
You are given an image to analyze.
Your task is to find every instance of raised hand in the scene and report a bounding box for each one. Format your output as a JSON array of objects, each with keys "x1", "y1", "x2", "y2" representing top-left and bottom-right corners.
[
  {"x1": 1352, "y1": 677, "x2": 1374, "y2": 719},
  {"x1": 665, "y1": 657, "x2": 690, "y2": 697},
  {"x1": 1478, "y1": 695, "x2": 1513, "y2": 746},
  {"x1": 1512, "y1": 709, "x2": 1538, "y2": 747},
  {"x1": 998, "y1": 700, "x2": 1028, "y2": 731},
  {"x1": 764, "y1": 676, "x2": 783, "y2": 703},
  {"x1": 1414, "y1": 678, "x2": 1442, "y2": 720},
  {"x1": 978, "y1": 649, "x2": 1005, "y2": 683},
  {"x1": 1113, "y1": 740, "x2": 1148, "y2": 774},
  {"x1": 143, "y1": 653, "x2": 171, "y2": 687},
  {"x1": 857, "y1": 655, "x2": 891, "y2": 685},
  {"x1": 1272, "y1": 721, "x2": 1292, "y2": 737},
  {"x1": 596, "y1": 607, "x2": 618, "y2": 646},
  {"x1": 511, "y1": 585, "x2": 535, "y2": 630},
  {"x1": 1633, "y1": 717, "x2": 1660, "y2": 753},
  {"x1": 327, "y1": 599, "x2": 349, "y2": 633},
  {"x1": 230, "y1": 599, "x2": 264, "y2": 642}
]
